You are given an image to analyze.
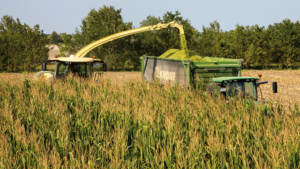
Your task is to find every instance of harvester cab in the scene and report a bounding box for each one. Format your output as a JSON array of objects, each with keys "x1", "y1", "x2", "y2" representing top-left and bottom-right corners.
[{"x1": 35, "y1": 56, "x2": 106, "y2": 81}]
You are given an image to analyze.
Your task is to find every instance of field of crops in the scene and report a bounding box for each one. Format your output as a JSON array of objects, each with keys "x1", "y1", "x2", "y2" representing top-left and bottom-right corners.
[{"x1": 0, "y1": 71, "x2": 299, "y2": 168}]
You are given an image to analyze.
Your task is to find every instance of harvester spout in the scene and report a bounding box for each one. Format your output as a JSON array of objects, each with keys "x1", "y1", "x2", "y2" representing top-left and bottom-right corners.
[{"x1": 74, "y1": 21, "x2": 185, "y2": 58}]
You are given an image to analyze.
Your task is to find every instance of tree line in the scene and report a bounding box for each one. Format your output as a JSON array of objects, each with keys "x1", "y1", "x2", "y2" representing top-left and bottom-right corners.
[
  {"x1": 60, "y1": 6, "x2": 300, "y2": 70},
  {"x1": 1, "y1": 5, "x2": 300, "y2": 71},
  {"x1": 197, "y1": 20, "x2": 300, "y2": 69},
  {"x1": 0, "y1": 16, "x2": 49, "y2": 72}
]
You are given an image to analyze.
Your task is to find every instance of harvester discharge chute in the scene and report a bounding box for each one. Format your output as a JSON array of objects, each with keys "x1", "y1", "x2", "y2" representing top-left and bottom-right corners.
[
  {"x1": 38, "y1": 21, "x2": 187, "y2": 81},
  {"x1": 74, "y1": 21, "x2": 185, "y2": 58}
]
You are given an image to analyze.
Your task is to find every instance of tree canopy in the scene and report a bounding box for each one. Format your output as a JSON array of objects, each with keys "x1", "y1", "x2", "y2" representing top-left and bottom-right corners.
[
  {"x1": 0, "y1": 15, "x2": 49, "y2": 72},
  {"x1": 59, "y1": 7, "x2": 200, "y2": 70},
  {"x1": 59, "y1": 5, "x2": 134, "y2": 70},
  {"x1": 60, "y1": 6, "x2": 300, "y2": 70},
  {"x1": 197, "y1": 19, "x2": 300, "y2": 68},
  {"x1": 1, "y1": 7, "x2": 300, "y2": 72},
  {"x1": 49, "y1": 31, "x2": 63, "y2": 44}
]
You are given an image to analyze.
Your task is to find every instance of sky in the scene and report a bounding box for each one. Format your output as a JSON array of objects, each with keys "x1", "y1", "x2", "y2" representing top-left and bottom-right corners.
[{"x1": 1, "y1": 0, "x2": 300, "y2": 34}]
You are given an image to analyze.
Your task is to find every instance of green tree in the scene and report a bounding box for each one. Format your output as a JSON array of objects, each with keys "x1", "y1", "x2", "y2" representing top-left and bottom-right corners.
[
  {"x1": 0, "y1": 15, "x2": 49, "y2": 72},
  {"x1": 271, "y1": 19, "x2": 300, "y2": 67},
  {"x1": 137, "y1": 11, "x2": 199, "y2": 56},
  {"x1": 49, "y1": 31, "x2": 63, "y2": 44},
  {"x1": 59, "y1": 5, "x2": 134, "y2": 70},
  {"x1": 198, "y1": 19, "x2": 300, "y2": 69}
]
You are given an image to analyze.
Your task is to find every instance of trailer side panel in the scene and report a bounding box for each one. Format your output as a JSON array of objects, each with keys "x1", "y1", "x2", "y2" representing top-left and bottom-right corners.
[{"x1": 142, "y1": 57, "x2": 190, "y2": 88}]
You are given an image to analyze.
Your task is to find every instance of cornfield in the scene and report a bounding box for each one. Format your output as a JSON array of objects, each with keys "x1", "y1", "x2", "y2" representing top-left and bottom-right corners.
[{"x1": 0, "y1": 72, "x2": 299, "y2": 168}]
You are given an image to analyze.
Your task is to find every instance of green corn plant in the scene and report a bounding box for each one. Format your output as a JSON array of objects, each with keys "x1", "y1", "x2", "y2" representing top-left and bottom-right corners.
[{"x1": 0, "y1": 75, "x2": 300, "y2": 168}]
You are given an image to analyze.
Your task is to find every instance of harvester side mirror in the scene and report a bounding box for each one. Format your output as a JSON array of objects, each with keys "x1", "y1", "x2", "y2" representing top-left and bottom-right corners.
[
  {"x1": 42, "y1": 62, "x2": 47, "y2": 71},
  {"x1": 272, "y1": 82, "x2": 277, "y2": 93},
  {"x1": 103, "y1": 62, "x2": 107, "y2": 71}
]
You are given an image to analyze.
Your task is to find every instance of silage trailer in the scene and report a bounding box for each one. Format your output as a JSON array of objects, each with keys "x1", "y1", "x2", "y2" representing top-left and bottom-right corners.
[{"x1": 141, "y1": 56, "x2": 277, "y2": 104}]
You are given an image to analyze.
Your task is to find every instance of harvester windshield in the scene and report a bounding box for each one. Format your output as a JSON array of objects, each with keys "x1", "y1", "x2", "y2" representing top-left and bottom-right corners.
[{"x1": 56, "y1": 63, "x2": 92, "y2": 78}]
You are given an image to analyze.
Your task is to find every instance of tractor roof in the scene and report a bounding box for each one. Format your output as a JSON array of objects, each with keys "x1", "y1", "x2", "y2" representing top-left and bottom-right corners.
[
  {"x1": 212, "y1": 76, "x2": 259, "y2": 83},
  {"x1": 49, "y1": 57, "x2": 101, "y2": 63}
]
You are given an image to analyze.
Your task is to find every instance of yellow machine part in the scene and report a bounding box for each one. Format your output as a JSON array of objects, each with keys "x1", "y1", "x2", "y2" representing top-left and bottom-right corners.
[
  {"x1": 48, "y1": 57, "x2": 101, "y2": 62},
  {"x1": 43, "y1": 72, "x2": 54, "y2": 79},
  {"x1": 74, "y1": 21, "x2": 184, "y2": 58}
]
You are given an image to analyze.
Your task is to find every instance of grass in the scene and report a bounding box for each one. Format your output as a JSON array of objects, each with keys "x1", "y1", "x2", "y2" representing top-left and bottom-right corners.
[{"x1": 0, "y1": 72, "x2": 299, "y2": 168}]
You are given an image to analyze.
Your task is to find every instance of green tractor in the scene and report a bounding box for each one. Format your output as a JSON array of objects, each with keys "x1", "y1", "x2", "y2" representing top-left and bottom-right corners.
[
  {"x1": 211, "y1": 76, "x2": 277, "y2": 102},
  {"x1": 210, "y1": 76, "x2": 277, "y2": 114}
]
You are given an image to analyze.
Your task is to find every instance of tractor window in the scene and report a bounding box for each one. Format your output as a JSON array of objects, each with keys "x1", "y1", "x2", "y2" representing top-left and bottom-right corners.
[
  {"x1": 245, "y1": 82, "x2": 256, "y2": 100},
  {"x1": 226, "y1": 81, "x2": 256, "y2": 100},
  {"x1": 208, "y1": 82, "x2": 221, "y2": 98}
]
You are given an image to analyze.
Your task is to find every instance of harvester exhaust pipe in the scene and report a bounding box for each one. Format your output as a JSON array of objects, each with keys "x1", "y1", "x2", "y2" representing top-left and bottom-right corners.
[{"x1": 42, "y1": 61, "x2": 47, "y2": 71}]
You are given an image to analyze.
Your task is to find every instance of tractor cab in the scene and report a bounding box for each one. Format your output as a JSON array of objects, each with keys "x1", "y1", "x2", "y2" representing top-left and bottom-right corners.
[
  {"x1": 35, "y1": 56, "x2": 106, "y2": 81},
  {"x1": 210, "y1": 76, "x2": 277, "y2": 102}
]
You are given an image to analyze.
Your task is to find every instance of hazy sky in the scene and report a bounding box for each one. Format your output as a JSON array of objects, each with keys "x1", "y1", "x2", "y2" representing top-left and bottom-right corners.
[{"x1": 1, "y1": 0, "x2": 299, "y2": 34}]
